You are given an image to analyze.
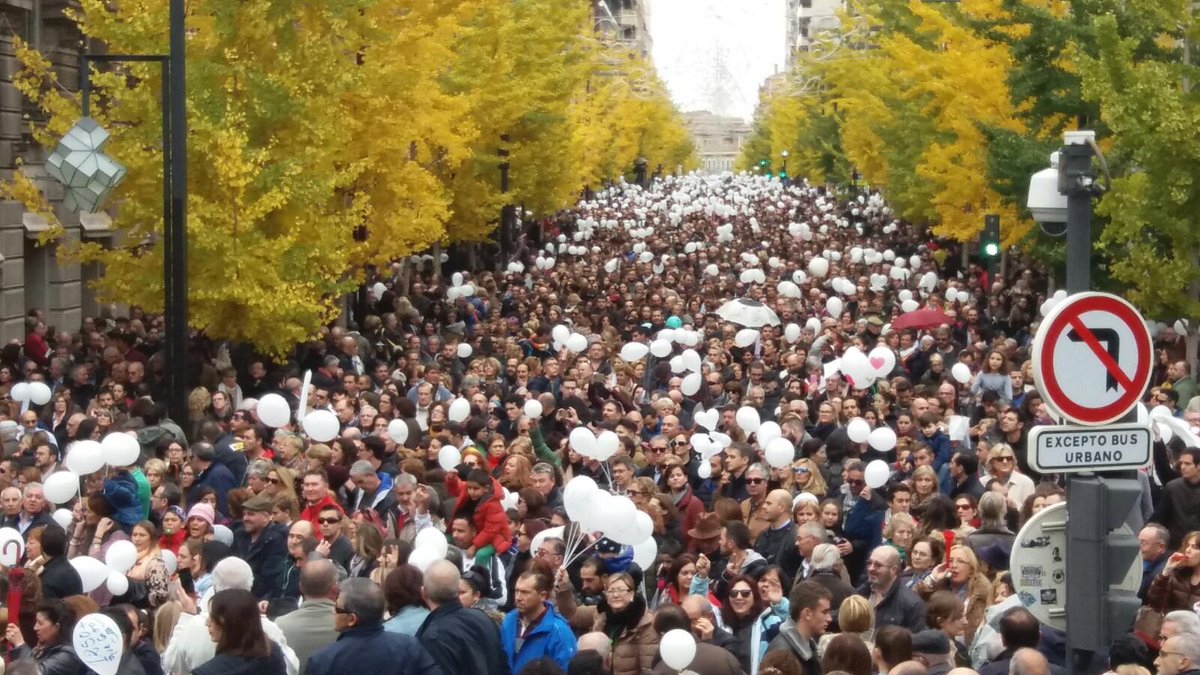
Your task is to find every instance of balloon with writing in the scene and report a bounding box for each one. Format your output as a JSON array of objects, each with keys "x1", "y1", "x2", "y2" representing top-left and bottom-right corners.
[{"x1": 73, "y1": 613, "x2": 124, "y2": 675}]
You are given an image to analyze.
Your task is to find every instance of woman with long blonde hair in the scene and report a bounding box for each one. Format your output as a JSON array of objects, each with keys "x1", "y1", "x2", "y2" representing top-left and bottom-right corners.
[
  {"x1": 916, "y1": 545, "x2": 992, "y2": 643},
  {"x1": 792, "y1": 458, "x2": 828, "y2": 498}
]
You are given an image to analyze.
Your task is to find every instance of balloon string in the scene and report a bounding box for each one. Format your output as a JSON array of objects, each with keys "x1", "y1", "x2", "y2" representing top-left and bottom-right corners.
[{"x1": 563, "y1": 537, "x2": 597, "y2": 569}]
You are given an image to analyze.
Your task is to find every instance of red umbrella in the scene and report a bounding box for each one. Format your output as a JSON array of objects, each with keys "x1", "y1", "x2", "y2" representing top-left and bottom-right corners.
[{"x1": 891, "y1": 308, "x2": 952, "y2": 331}]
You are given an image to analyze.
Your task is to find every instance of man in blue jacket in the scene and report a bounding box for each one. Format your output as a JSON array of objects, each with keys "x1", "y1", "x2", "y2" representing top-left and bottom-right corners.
[
  {"x1": 501, "y1": 570, "x2": 577, "y2": 673},
  {"x1": 307, "y1": 578, "x2": 441, "y2": 675}
]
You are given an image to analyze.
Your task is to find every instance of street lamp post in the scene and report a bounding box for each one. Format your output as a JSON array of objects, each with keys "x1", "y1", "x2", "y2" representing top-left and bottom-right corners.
[
  {"x1": 780, "y1": 150, "x2": 789, "y2": 184},
  {"x1": 634, "y1": 157, "x2": 647, "y2": 188},
  {"x1": 52, "y1": 0, "x2": 188, "y2": 424},
  {"x1": 499, "y1": 134, "x2": 515, "y2": 268}
]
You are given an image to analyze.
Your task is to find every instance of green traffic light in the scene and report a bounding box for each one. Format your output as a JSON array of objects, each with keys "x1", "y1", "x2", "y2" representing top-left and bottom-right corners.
[{"x1": 984, "y1": 242, "x2": 999, "y2": 257}]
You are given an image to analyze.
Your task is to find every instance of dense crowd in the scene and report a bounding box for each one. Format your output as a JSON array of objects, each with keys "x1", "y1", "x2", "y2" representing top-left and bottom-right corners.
[{"x1": 0, "y1": 173, "x2": 1198, "y2": 675}]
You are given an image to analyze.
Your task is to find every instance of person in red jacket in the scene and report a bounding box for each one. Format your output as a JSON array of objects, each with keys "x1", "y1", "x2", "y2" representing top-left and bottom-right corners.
[
  {"x1": 299, "y1": 469, "x2": 344, "y2": 539},
  {"x1": 449, "y1": 468, "x2": 511, "y2": 565}
]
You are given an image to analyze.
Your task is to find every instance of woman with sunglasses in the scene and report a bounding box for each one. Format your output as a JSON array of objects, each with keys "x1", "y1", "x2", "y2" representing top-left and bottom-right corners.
[
  {"x1": 718, "y1": 571, "x2": 789, "y2": 674},
  {"x1": 263, "y1": 465, "x2": 297, "y2": 502},
  {"x1": 792, "y1": 458, "x2": 828, "y2": 499}
]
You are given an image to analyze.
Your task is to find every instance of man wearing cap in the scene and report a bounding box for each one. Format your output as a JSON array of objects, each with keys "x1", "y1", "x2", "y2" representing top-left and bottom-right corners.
[
  {"x1": 233, "y1": 493, "x2": 289, "y2": 601},
  {"x1": 911, "y1": 630, "x2": 953, "y2": 675}
]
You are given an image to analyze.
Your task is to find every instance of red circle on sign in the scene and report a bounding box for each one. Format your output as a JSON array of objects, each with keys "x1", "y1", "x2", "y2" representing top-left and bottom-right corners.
[{"x1": 1036, "y1": 294, "x2": 1151, "y2": 425}]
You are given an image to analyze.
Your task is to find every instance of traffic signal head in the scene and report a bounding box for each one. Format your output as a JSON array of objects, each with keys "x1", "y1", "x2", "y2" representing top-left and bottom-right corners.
[{"x1": 982, "y1": 214, "x2": 1000, "y2": 258}]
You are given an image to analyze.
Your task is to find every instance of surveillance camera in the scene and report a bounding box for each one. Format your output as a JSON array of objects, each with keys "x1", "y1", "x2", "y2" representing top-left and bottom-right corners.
[{"x1": 1027, "y1": 152, "x2": 1067, "y2": 225}]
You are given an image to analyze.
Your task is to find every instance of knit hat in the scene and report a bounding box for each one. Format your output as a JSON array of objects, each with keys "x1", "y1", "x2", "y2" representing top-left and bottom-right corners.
[{"x1": 187, "y1": 503, "x2": 215, "y2": 527}]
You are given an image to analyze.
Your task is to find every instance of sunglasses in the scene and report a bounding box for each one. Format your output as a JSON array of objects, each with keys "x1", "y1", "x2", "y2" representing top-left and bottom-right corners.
[
  {"x1": 670, "y1": 440, "x2": 688, "y2": 448},
  {"x1": 648, "y1": 446, "x2": 667, "y2": 453},
  {"x1": 627, "y1": 489, "x2": 645, "y2": 497},
  {"x1": 730, "y1": 589, "x2": 754, "y2": 598},
  {"x1": 846, "y1": 479, "x2": 864, "y2": 487},
  {"x1": 793, "y1": 467, "x2": 810, "y2": 474},
  {"x1": 994, "y1": 456, "x2": 1014, "y2": 463},
  {"x1": 267, "y1": 477, "x2": 282, "y2": 485},
  {"x1": 746, "y1": 478, "x2": 765, "y2": 485},
  {"x1": 318, "y1": 517, "x2": 341, "y2": 525},
  {"x1": 955, "y1": 504, "x2": 973, "y2": 511},
  {"x1": 334, "y1": 607, "x2": 355, "y2": 616}
]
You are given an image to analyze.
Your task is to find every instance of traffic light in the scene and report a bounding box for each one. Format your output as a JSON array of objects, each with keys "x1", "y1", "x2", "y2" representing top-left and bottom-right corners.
[
  {"x1": 981, "y1": 214, "x2": 1000, "y2": 258},
  {"x1": 758, "y1": 159, "x2": 768, "y2": 168},
  {"x1": 1066, "y1": 476, "x2": 1142, "y2": 653}
]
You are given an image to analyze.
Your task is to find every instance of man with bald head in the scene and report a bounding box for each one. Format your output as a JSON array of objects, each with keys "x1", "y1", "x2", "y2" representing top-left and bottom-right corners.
[
  {"x1": 575, "y1": 632, "x2": 612, "y2": 673},
  {"x1": 0, "y1": 487, "x2": 21, "y2": 529},
  {"x1": 416, "y1": 560, "x2": 505, "y2": 675},
  {"x1": 859, "y1": 545, "x2": 926, "y2": 633},
  {"x1": 754, "y1": 489, "x2": 796, "y2": 565}
]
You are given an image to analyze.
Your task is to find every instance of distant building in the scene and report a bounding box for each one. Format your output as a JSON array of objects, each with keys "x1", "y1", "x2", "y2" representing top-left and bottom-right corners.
[
  {"x1": 0, "y1": 3, "x2": 102, "y2": 340},
  {"x1": 785, "y1": 0, "x2": 845, "y2": 66},
  {"x1": 593, "y1": 0, "x2": 652, "y2": 59},
  {"x1": 684, "y1": 111, "x2": 752, "y2": 175}
]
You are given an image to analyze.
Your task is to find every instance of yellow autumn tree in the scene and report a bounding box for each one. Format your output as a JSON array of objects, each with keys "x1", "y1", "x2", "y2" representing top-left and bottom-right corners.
[{"x1": 4, "y1": 0, "x2": 477, "y2": 355}]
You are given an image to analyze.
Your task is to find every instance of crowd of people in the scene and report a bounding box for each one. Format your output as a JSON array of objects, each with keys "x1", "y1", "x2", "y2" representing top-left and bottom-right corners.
[{"x1": 1, "y1": 172, "x2": 1199, "y2": 675}]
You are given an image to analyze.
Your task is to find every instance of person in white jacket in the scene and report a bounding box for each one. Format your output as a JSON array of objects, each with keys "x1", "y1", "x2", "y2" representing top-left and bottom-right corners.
[{"x1": 162, "y1": 557, "x2": 300, "y2": 675}]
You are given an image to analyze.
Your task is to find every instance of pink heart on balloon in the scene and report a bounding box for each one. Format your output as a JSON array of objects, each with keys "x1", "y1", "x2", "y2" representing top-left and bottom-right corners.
[{"x1": 869, "y1": 357, "x2": 886, "y2": 370}]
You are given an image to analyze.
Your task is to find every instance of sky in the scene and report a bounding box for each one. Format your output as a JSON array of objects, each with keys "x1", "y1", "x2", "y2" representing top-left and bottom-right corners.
[{"x1": 645, "y1": 0, "x2": 787, "y2": 121}]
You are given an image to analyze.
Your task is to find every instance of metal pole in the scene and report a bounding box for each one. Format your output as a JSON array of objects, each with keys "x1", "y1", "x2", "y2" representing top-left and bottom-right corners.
[
  {"x1": 167, "y1": 0, "x2": 189, "y2": 426},
  {"x1": 1061, "y1": 133, "x2": 1095, "y2": 294}
]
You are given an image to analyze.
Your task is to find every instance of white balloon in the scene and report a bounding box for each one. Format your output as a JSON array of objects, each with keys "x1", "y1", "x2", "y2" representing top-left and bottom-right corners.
[
  {"x1": 632, "y1": 536, "x2": 658, "y2": 569},
  {"x1": 9, "y1": 382, "x2": 28, "y2": 403},
  {"x1": 620, "y1": 342, "x2": 650, "y2": 362},
  {"x1": 52, "y1": 508, "x2": 73, "y2": 530},
  {"x1": 437, "y1": 446, "x2": 461, "y2": 471},
  {"x1": 100, "y1": 433, "x2": 140, "y2": 467},
  {"x1": 160, "y1": 549, "x2": 177, "y2": 576},
  {"x1": 106, "y1": 571, "x2": 129, "y2": 596},
  {"x1": 868, "y1": 346, "x2": 897, "y2": 377},
  {"x1": 256, "y1": 393, "x2": 291, "y2": 428},
  {"x1": 808, "y1": 257, "x2": 830, "y2": 278},
  {"x1": 951, "y1": 363, "x2": 972, "y2": 384},
  {"x1": 302, "y1": 410, "x2": 341, "y2": 442},
  {"x1": 669, "y1": 356, "x2": 685, "y2": 374},
  {"x1": 660, "y1": 629, "x2": 698, "y2": 670},
  {"x1": 448, "y1": 397, "x2": 471, "y2": 423},
  {"x1": 523, "y1": 399, "x2": 544, "y2": 419},
  {"x1": 846, "y1": 417, "x2": 871, "y2": 444},
  {"x1": 784, "y1": 324, "x2": 802, "y2": 343},
  {"x1": 765, "y1": 437, "x2": 795, "y2": 468},
  {"x1": 407, "y1": 546, "x2": 442, "y2": 573},
  {"x1": 650, "y1": 339, "x2": 673, "y2": 358},
  {"x1": 694, "y1": 409, "x2": 719, "y2": 432},
  {"x1": 697, "y1": 461, "x2": 712, "y2": 479},
  {"x1": 868, "y1": 427, "x2": 898, "y2": 453},
  {"x1": 864, "y1": 459, "x2": 891, "y2": 489},
  {"x1": 681, "y1": 372, "x2": 702, "y2": 396},
  {"x1": 600, "y1": 496, "x2": 641, "y2": 544},
  {"x1": 595, "y1": 431, "x2": 620, "y2": 461},
  {"x1": 43, "y1": 470, "x2": 80, "y2": 504},
  {"x1": 372, "y1": 282, "x2": 386, "y2": 298},
  {"x1": 65, "y1": 440, "x2": 105, "y2": 475},
  {"x1": 630, "y1": 511, "x2": 654, "y2": 545},
  {"x1": 682, "y1": 349, "x2": 702, "y2": 373},
  {"x1": 569, "y1": 427, "x2": 597, "y2": 457},
  {"x1": 564, "y1": 477, "x2": 598, "y2": 522},
  {"x1": 387, "y1": 419, "x2": 409, "y2": 445},
  {"x1": 735, "y1": 407, "x2": 761, "y2": 434},
  {"x1": 566, "y1": 333, "x2": 589, "y2": 353},
  {"x1": 71, "y1": 556, "x2": 109, "y2": 592},
  {"x1": 415, "y1": 527, "x2": 449, "y2": 557},
  {"x1": 826, "y1": 296, "x2": 844, "y2": 319},
  {"x1": 531, "y1": 526, "x2": 565, "y2": 556},
  {"x1": 104, "y1": 540, "x2": 138, "y2": 573},
  {"x1": 901, "y1": 299, "x2": 919, "y2": 313},
  {"x1": 456, "y1": 343, "x2": 473, "y2": 358},
  {"x1": 29, "y1": 381, "x2": 51, "y2": 406},
  {"x1": 840, "y1": 347, "x2": 873, "y2": 386},
  {"x1": 754, "y1": 423, "x2": 779, "y2": 448},
  {"x1": 735, "y1": 328, "x2": 760, "y2": 348},
  {"x1": 552, "y1": 325, "x2": 571, "y2": 344},
  {"x1": 73, "y1": 613, "x2": 124, "y2": 675},
  {"x1": 956, "y1": 290, "x2": 969, "y2": 304}
]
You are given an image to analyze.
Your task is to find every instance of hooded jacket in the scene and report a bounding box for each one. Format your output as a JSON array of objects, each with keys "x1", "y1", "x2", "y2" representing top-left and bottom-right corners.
[{"x1": 448, "y1": 473, "x2": 511, "y2": 555}]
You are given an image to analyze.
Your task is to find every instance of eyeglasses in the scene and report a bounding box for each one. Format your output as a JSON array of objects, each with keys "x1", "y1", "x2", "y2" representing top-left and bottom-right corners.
[
  {"x1": 746, "y1": 478, "x2": 765, "y2": 485},
  {"x1": 730, "y1": 589, "x2": 753, "y2": 598},
  {"x1": 318, "y1": 517, "x2": 341, "y2": 525},
  {"x1": 605, "y1": 586, "x2": 631, "y2": 596}
]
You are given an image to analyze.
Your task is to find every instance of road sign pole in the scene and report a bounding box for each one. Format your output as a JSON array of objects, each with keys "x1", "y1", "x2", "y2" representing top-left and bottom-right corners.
[{"x1": 1062, "y1": 131, "x2": 1097, "y2": 295}]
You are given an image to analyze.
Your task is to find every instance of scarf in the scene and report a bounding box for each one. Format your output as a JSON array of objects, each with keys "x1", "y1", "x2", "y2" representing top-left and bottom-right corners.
[{"x1": 600, "y1": 593, "x2": 646, "y2": 642}]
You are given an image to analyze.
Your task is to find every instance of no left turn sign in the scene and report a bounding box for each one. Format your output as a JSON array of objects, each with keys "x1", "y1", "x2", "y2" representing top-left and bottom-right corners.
[{"x1": 1032, "y1": 292, "x2": 1153, "y2": 426}]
